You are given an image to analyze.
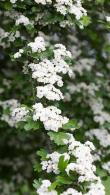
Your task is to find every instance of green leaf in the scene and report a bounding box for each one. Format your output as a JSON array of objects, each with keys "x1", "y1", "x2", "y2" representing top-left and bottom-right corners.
[
  {"x1": 4, "y1": 2, "x2": 12, "y2": 10},
  {"x1": 103, "y1": 177, "x2": 110, "y2": 195},
  {"x1": 103, "y1": 122, "x2": 110, "y2": 129},
  {"x1": 103, "y1": 44, "x2": 110, "y2": 53},
  {"x1": 49, "y1": 175, "x2": 72, "y2": 191},
  {"x1": 56, "y1": 175, "x2": 72, "y2": 185},
  {"x1": 16, "y1": 121, "x2": 26, "y2": 129},
  {"x1": 3, "y1": 108, "x2": 10, "y2": 115},
  {"x1": 24, "y1": 119, "x2": 39, "y2": 131},
  {"x1": 34, "y1": 161, "x2": 42, "y2": 173},
  {"x1": 26, "y1": 24, "x2": 35, "y2": 34},
  {"x1": 62, "y1": 119, "x2": 78, "y2": 130},
  {"x1": 96, "y1": 0, "x2": 105, "y2": 4},
  {"x1": 96, "y1": 168, "x2": 110, "y2": 194},
  {"x1": 48, "y1": 132, "x2": 69, "y2": 145},
  {"x1": 37, "y1": 149, "x2": 48, "y2": 160},
  {"x1": 58, "y1": 156, "x2": 69, "y2": 172},
  {"x1": 80, "y1": 16, "x2": 91, "y2": 27},
  {"x1": 33, "y1": 179, "x2": 41, "y2": 189},
  {"x1": 48, "y1": 181, "x2": 58, "y2": 191}
]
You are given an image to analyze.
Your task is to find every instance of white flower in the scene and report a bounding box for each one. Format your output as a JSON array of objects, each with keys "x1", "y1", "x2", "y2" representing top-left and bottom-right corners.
[
  {"x1": 11, "y1": 107, "x2": 29, "y2": 123},
  {"x1": 54, "y1": 0, "x2": 87, "y2": 20},
  {"x1": 10, "y1": 0, "x2": 17, "y2": 3},
  {"x1": 41, "y1": 152, "x2": 70, "y2": 174},
  {"x1": 0, "y1": 99, "x2": 20, "y2": 127},
  {"x1": 102, "y1": 162, "x2": 110, "y2": 174},
  {"x1": 34, "y1": 0, "x2": 52, "y2": 5},
  {"x1": 86, "y1": 128, "x2": 110, "y2": 148},
  {"x1": 0, "y1": 99, "x2": 20, "y2": 110},
  {"x1": 14, "y1": 52, "x2": 21, "y2": 58},
  {"x1": 69, "y1": 5, "x2": 87, "y2": 20},
  {"x1": 61, "y1": 188, "x2": 82, "y2": 195},
  {"x1": 28, "y1": 44, "x2": 72, "y2": 86},
  {"x1": 29, "y1": 60, "x2": 64, "y2": 86},
  {"x1": 10, "y1": 0, "x2": 24, "y2": 3},
  {"x1": 34, "y1": 0, "x2": 87, "y2": 21},
  {"x1": 14, "y1": 49, "x2": 24, "y2": 59},
  {"x1": 54, "y1": 44, "x2": 72, "y2": 59},
  {"x1": 64, "y1": 92, "x2": 71, "y2": 102},
  {"x1": 28, "y1": 36, "x2": 46, "y2": 53},
  {"x1": 94, "y1": 111, "x2": 110, "y2": 125},
  {"x1": 72, "y1": 58, "x2": 95, "y2": 76},
  {"x1": 37, "y1": 84, "x2": 64, "y2": 100},
  {"x1": 37, "y1": 180, "x2": 57, "y2": 195},
  {"x1": 85, "y1": 178, "x2": 105, "y2": 195},
  {"x1": 32, "y1": 103, "x2": 68, "y2": 131},
  {"x1": 64, "y1": 134, "x2": 96, "y2": 183},
  {"x1": 85, "y1": 141, "x2": 95, "y2": 150},
  {"x1": 61, "y1": 178, "x2": 105, "y2": 195},
  {"x1": 16, "y1": 15, "x2": 30, "y2": 26},
  {"x1": 106, "y1": 16, "x2": 110, "y2": 22}
]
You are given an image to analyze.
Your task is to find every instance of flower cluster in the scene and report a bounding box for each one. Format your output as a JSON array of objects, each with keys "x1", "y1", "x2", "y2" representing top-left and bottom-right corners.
[
  {"x1": 21, "y1": 37, "x2": 72, "y2": 131},
  {"x1": 33, "y1": 103, "x2": 68, "y2": 131},
  {"x1": 36, "y1": 84, "x2": 64, "y2": 100},
  {"x1": 37, "y1": 180, "x2": 57, "y2": 195},
  {"x1": 102, "y1": 162, "x2": 110, "y2": 174},
  {"x1": 0, "y1": 99, "x2": 29, "y2": 127},
  {"x1": 28, "y1": 45, "x2": 72, "y2": 85},
  {"x1": 34, "y1": 0, "x2": 87, "y2": 20},
  {"x1": 35, "y1": 0, "x2": 51, "y2": 5},
  {"x1": 89, "y1": 97, "x2": 110, "y2": 125},
  {"x1": 28, "y1": 36, "x2": 46, "y2": 53},
  {"x1": 0, "y1": 99, "x2": 20, "y2": 110},
  {"x1": 85, "y1": 179, "x2": 105, "y2": 195},
  {"x1": 14, "y1": 49, "x2": 24, "y2": 59},
  {"x1": 41, "y1": 152, "x2": 70, "y2": 174},
  {"x1": 28, "y1": 41, "x2": 72, "y2": 104},
  {"x1": 6, "y1": 37, "x2": 72, "y2": 132},
  {"x1": 11, "y1": 107, "x2": 29, "y2": 123},
  {"x1": 86, "y1": 128, "x2": 110, "y2": 148},
  {"x1": 61, "y1": 179, "x2": 105, "y2": 195},
  {"x1": 28, "y1": 59, "x2": 65, "y2": 86},
  {"x1": 64, "y1": 134, "x2": 96, "y2": 183},
  {"x1": 36, "y1": 132, "x2": 105, "y2": 194},
  {"x1": 16, "y1": 15, "x2": 30, "y2": 26},
  {"x1": 0, "y1": 99, "x2": 20, "y2": 127},
  {"x1": 61, "y1": 188, "x2": 82, "y2": 195},
  {"x1": 41, "y1": 138, "x2": 96, "y2": 182},
  {"x1": 10, "y1": 0, "x2": 24, "y2": 3},
  {"x1": 37, "y1": 179, "x2": 105, "y2": 195}
]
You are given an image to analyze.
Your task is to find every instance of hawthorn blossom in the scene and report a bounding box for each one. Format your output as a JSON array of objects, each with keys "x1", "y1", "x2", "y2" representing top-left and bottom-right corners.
[
  {"x1": 16, "y1": 15, "x2": 30, "y2": 26},
  {"x1": 32, "y1": 103, "x2": 69, "y2": 131},
  {"x1": 37, "y1": 180, "x2": 57, "y2": 195},
  {"x1": 28, "y1": 36, "x2": 46, "y2": 53}
]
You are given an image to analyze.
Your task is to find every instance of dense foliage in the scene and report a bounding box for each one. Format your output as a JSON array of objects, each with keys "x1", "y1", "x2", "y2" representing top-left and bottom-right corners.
[{"x1": 0, "y1": 0, "x2": 110, "y2": 194}]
